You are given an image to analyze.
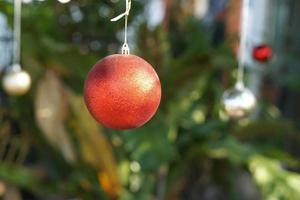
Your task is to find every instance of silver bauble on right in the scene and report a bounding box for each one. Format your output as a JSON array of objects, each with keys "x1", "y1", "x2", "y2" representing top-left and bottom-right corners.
[{"x1": 222, "y1": 84, "x2": 256, "y2": 119}]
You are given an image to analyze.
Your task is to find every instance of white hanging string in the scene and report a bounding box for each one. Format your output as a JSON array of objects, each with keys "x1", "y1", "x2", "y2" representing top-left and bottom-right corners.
[
  {"x1": 111, "y1": 0, "x2": 131, "y2": 55},
  {"x1": 236, "y1": 0, "x2": 250, "y2": 89},
  {"x1": 12, "y1": 0, "x2": 22, "y2": 71}
]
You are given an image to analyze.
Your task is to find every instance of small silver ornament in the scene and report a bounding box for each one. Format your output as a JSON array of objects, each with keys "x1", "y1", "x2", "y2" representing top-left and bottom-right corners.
[
  {"x1": 222, "y1": 83, "x2": 256, "y2": 119},
  {"x1": 2, "y1": 64, "x2": 31, "y2": 96}
]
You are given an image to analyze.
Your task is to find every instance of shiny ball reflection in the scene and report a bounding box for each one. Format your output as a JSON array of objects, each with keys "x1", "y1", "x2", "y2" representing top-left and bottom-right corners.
[{"x1": 222, "y1": 86, "x2": 256, "y2": 119}]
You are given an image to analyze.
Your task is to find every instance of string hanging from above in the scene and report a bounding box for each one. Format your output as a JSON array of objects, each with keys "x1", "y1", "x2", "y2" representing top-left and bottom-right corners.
[
  {"x1": 236, "y1": 0, "x2": 250, "y2": 88},
  {"x1": 111, "y1": 0, "x2": 131, "y2": 55},
  {"x1": 12, "y1": 0, "x2": 21, "y2": 70},
  {"x1": 2, "y1": 0, "x2": 31, "y2": 96},
  {"x1": 83, "y1": 0, "x2": 161, "y2": 130},
  {"x1": 222, "y1": 0, "x2": 256, "y2": 119}
]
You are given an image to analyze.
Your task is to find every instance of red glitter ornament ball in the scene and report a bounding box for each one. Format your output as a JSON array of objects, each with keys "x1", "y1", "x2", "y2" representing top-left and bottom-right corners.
[
  {"x1": 84, "y1": 54, "x2": 161, "y2": 130},
  {"x1": 252, "y1": 44, "x2": 273, "y2": 63}
]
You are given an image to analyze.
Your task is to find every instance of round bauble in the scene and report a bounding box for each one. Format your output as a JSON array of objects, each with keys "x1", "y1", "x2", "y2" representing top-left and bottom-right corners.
[
  {"x1": 84, "y1": 54, "x2": 161, "y2": 130},
  {"x1": 2, "y1": 67, "x2": 31, "y2": 96},
  {"x1": 252, "y1": 44, "x2": 273, "y2": 63},
  {"x1": 222, "y1": 85, "x2": 256, "y2": 119}
]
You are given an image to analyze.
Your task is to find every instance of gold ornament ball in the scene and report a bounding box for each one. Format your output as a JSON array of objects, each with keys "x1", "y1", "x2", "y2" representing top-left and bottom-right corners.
[
  {"x1": 2, "y1": 69, "x2": 31, "y2": 96},
  {"x1": 222, "y1": 86, "x2": 256, "y2": 119}
]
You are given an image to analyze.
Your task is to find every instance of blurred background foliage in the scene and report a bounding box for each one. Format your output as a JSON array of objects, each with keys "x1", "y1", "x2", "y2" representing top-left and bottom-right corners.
[{"x1": 0, "y1": 0, "x2": 300, "y2": 199}]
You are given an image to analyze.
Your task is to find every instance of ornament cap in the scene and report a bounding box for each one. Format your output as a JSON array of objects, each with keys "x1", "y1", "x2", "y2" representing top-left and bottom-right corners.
[
  {"x1": 11, "y1": 63, "x2": 21, "y2": 72},
  {"x1": 235, "y1": 81, "x2": 245, "y2": 90},
  {"x1": 121, "y1": 43, "x2": 130, "y2": 55}
]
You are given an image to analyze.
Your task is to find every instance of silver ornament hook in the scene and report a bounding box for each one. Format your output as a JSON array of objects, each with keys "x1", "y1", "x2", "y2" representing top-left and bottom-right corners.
[{"x1": 111, "y1": 0, "x2": 132, "y2": 55}]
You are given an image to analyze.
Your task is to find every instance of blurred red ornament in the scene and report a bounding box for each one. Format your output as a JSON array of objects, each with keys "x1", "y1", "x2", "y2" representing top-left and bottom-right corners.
[
  {"x1": 252, "y1": 44, "x2": 273, "y2": 62},
  {"x1": 84, "y1": 54, "x2": 161, "y2": 130}
]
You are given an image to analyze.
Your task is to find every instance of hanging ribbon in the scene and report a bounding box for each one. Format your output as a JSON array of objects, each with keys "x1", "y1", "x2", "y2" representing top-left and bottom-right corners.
[
  {"x1": 12, "y1": 0, "x2": 22, "y2": 71},
  {"x1": 111, "y1": 0, "x2": 132, "y2": 55},
  {"x1": 236, "y1": 0, "x2": 250, "y2": 88}
]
